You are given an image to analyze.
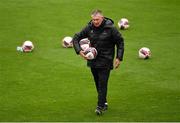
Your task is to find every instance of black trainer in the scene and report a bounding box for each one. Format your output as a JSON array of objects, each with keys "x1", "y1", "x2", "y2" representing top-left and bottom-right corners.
[{"x1": 95, "y1": 106, "x2": 103, "y2": 115}]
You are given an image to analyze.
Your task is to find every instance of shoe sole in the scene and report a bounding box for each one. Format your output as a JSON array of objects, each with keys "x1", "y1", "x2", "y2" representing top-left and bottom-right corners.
[{"x1": 95, "y1": 109, "x2": 102, "y2": 115}]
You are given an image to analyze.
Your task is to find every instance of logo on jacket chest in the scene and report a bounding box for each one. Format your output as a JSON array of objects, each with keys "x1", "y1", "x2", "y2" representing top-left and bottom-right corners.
[
  {"x1": 102, "y1": 31, "x2": 108, "y2": 35},
  {"x1": 89, "y1": 30, "x2": 109, "y2": 41},
  {"x1": 90, "y1": 30, "x2": 107, "y2": 35}
]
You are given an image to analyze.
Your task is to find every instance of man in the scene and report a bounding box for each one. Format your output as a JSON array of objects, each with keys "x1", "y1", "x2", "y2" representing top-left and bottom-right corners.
[{"x1": 73, "y1": 9, "x2": 124, "y2": 115}]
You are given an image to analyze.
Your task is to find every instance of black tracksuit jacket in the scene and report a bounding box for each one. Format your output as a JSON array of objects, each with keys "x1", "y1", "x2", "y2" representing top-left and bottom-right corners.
[{"x1": 73, "y1": 17, "x2": 124, "y2": 69}]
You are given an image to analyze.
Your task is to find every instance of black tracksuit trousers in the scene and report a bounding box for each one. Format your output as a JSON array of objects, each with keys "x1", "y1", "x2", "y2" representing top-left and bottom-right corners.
[{"x1": 91, "y1": 67, "x2": 111, "y2": 107}]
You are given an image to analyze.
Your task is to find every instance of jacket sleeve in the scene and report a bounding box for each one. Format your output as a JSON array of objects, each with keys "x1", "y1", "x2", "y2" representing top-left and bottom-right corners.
[
  {"x1": 72, "y1": 26, "x2": 89, "y2": 54},
  {"x1": 112, "y1": 27, "x2": 124, "y2": 61}
]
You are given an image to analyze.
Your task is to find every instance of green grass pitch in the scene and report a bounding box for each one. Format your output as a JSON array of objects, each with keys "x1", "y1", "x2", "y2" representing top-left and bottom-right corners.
[{"x1": 0, "y1": 0, "x2": 180, "y2": 121}]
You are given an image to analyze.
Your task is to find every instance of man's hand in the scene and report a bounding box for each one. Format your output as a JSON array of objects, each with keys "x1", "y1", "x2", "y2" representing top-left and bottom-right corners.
[
  {"x1": 79, "y1": 50, "x2": 87, "y2": 60},
  {"x1": 114, "y1": 58, "x2": 121, "y2": 69}
]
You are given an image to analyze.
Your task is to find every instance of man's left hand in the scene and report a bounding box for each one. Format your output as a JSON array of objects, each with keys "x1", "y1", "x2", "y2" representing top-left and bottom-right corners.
[{"x1": 114, "y1": 58, "x2": 121, "y2": 69}]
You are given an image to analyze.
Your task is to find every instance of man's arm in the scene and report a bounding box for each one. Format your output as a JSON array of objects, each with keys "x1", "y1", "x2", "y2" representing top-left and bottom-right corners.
[
  {"x1": 112, "y1": 27, "x2": 124, "y2": 69},
  {"x1": 112, "y1": 27, "x2": 124, "y2": 61},
  {"x1": 72, "y1": 26, "x2": 89, "y2": 54}
]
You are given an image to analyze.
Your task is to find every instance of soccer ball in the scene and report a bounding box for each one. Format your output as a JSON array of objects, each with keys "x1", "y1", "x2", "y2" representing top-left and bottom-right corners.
[
  {"x1": 138, "y1": 47, "x2": 151, "y2": 59},
  {"x1": 22, "y1": 40, "x2": 34, "y2": 52},
  {"x1": 118, "y1": 18, "x2": 129, "y2": 29},
  {"x1": 62, "y1": 36, "x2": 73, "y2": 48},
  {"x1": 84, "y1": 47, "x2": 97, "y2": 60},
  {"x1": 79, "y1": 38, "x2": 90, "y2": 51}
]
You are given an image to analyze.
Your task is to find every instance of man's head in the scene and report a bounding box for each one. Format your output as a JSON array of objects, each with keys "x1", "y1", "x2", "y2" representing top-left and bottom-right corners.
[{"x1": 91, "y1": 9, "x2": 104, "y2": 27}]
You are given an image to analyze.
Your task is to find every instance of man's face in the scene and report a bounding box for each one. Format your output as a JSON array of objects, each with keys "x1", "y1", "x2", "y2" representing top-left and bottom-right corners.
[{"x1": 91, "y1": 14, "x2": 104, "y2": 27}]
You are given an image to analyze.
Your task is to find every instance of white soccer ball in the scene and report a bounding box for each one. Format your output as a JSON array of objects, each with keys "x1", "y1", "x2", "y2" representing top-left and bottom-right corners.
[
  {"x1": 79, "y1": 38, "x2": 90, "y2": 51},
  {"x1": 84, "y1": 47, "x2": 97, "y2": 60},
  {"x1": 62, "y1": 36, "x2": 73, "y2": 48},
  {"x1": 22, "y1": 40, "x2": 34, "y2": 52},
  {"x1": 138, "y1": 47, "x2": 151, "y2": 59},
  {"x1": 118, "y1": 18, "x2": 129, "y2": 29}
]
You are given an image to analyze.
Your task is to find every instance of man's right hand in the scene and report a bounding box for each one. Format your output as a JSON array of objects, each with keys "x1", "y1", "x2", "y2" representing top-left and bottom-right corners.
[{"x1": 79, "y1": 50, "x2": 87, "y2": 60}]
